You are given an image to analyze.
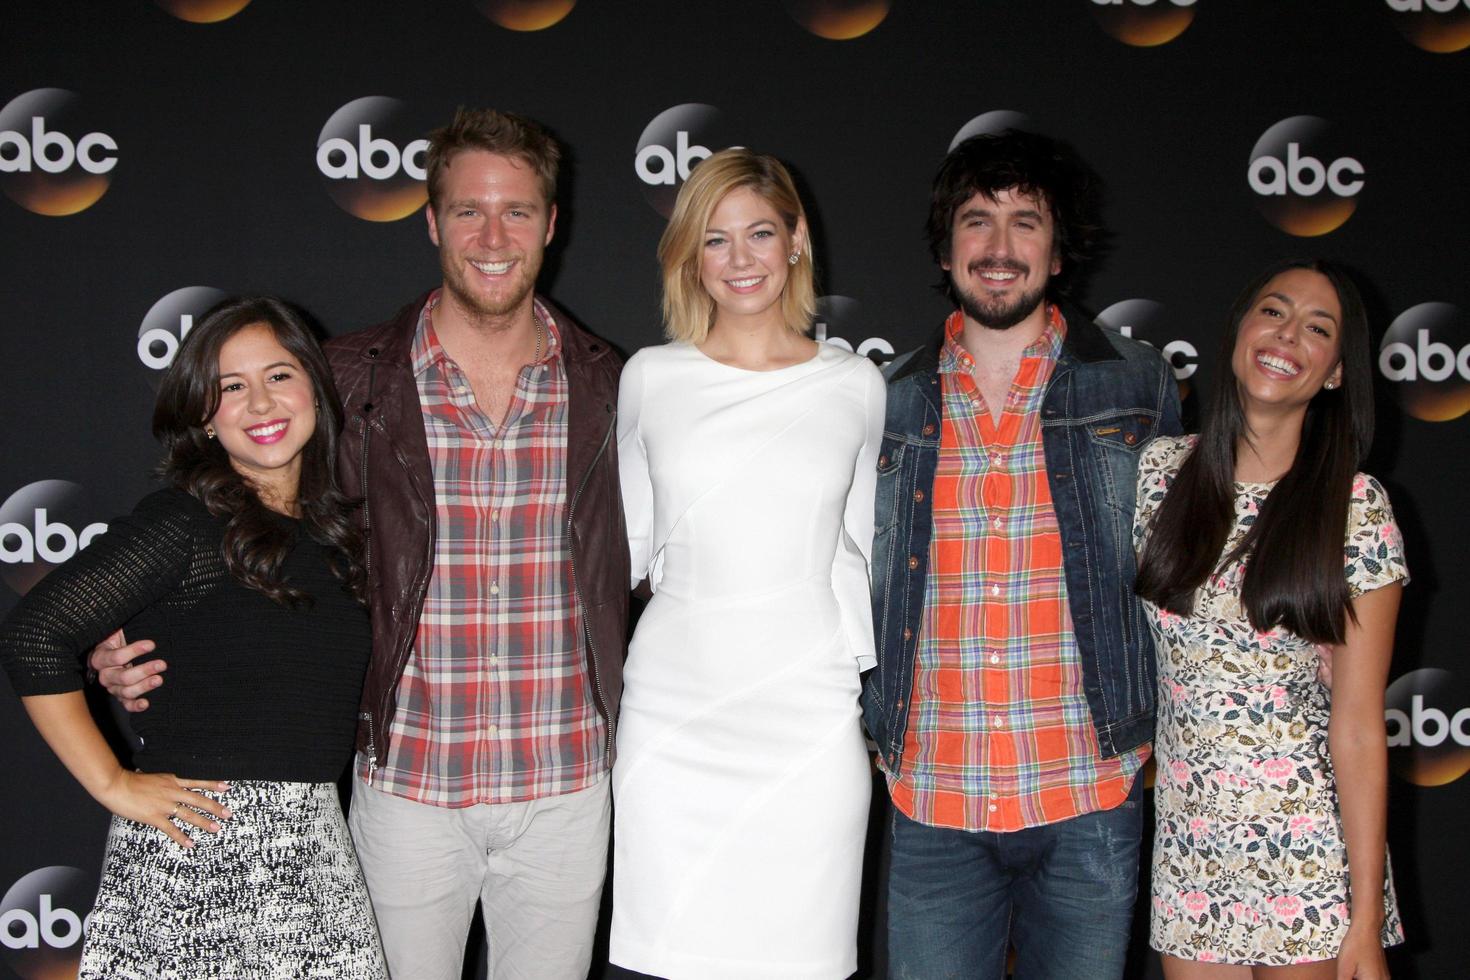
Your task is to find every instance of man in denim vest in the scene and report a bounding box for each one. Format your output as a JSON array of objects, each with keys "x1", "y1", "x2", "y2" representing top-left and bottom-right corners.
[{"x1": 863, "y1": 130, "x2": 1182, "y2": 978}]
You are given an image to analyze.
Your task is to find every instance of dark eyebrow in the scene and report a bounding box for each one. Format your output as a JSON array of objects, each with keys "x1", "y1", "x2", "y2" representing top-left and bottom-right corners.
[
  {"x1": 957, "y1": 207, "x2": 1044, "y2": 222},
  {"x1": 218, "y1": 361, "x2": 294, "y2": 381},
  {"x1": 1263, "y1": 292, "x2": 1339, "y2": 325}
]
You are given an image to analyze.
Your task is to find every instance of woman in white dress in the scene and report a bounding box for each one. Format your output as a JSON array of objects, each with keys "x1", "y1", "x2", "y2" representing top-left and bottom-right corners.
[{"x1": 609, "y1": 148, "x2": 885, "y2": 980}]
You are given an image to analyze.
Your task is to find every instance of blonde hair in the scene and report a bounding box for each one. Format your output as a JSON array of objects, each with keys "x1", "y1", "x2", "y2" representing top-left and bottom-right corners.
[{"x1": 657, "y1": 148, "x2": 816, "y2": 344}]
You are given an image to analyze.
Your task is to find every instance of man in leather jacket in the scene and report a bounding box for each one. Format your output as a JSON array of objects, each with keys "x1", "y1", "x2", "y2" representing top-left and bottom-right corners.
[
  {"x1": 92, "y1": 108, "x2": 628, "y2": 980},
  {"x1": 863, "y1": 130, "x2": 1182, "y2": 978}
]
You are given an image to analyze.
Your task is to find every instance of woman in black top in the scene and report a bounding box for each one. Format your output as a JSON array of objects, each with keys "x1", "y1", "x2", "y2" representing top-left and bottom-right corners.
[{"x1": 0, "y1": 297, "x2": 386, "y2": 977}]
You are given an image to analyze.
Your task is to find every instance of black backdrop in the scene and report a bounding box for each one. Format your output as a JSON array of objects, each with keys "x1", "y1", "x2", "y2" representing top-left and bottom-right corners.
[{"x1": 3, "y1": 2, "x2": 1469, "y2": 977}]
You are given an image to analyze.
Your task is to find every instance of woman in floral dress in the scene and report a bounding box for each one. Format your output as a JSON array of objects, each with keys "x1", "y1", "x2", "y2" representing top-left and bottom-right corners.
[{"x1": 1133, "y1": 259, "x2": 1406, "y2": 979}]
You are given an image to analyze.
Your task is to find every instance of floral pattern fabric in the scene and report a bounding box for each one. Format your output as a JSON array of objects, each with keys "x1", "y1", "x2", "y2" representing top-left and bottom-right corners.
[{"x1": 1134, "y1": 435, "x2": 1407, "y2": 965}]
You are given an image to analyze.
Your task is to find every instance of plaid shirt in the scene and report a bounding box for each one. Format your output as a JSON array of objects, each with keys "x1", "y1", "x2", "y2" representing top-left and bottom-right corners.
[
  {"x1": 887, "y1": 306, "x2": 1147, "y2": 831},
  {"x1": 365, "y1": 293, "x2": 607, "y2": 806}
]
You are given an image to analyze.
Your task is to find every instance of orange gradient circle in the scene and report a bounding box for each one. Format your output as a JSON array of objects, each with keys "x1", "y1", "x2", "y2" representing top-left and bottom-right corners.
[
  {"x1": 787, "y1": 0, "x2": 891, "y2": 40},
  {"x1": 475, "y1": 0, "x2": 576, "y2": 31},
  {"x1": 2, "y1": 172, "x2": 110, "y2": 217},
  {"x1": 1391, "y1": 10, "x2": 1470, "y2": 53},
  {"x1": 1091, "y1": 6, "x2": 1195, "y2": 47},
  {"x1": 153, "y1": 0, "x2": 253, "y2": 23},
  {"x1": 1257, "y1": 198, "x2": 1358, "y2": 238}
]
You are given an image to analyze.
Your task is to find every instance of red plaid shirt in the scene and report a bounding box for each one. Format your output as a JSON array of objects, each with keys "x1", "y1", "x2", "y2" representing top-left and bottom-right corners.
[
  {"x1": 886, "y1": 307, "x2": 1147, "y2": 831},
  {"x1": 364, "y1": 293, "x2": 607, "y2": 806}
]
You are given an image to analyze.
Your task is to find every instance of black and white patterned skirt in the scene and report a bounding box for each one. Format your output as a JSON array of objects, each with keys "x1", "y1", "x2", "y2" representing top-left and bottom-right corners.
[{"x1": 80, "y1": 780, "x2": 387, "y2": 979}]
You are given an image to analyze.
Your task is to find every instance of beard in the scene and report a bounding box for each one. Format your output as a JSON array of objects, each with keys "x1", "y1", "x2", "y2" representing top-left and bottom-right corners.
[
  {"x1": 952, "y1": 260, "x2": 1047, "y2": 331},
  {"x1": 439, "y1": 250, "x2": 540, "y2": 322}
]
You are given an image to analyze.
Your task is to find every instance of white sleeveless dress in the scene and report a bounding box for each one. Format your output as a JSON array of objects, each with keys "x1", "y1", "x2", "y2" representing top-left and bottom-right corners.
[{"x1": 610, "y1": 341, "x2": 884, "y2": 980}]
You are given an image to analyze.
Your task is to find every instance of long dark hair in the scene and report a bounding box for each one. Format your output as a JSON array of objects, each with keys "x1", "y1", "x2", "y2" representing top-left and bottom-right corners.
[
  {"x1": 1134, "y1": 259, "x2": 1375, "y2": 644},
  {"x1": 153, "y1": 296, "x2": 366, "y2": 607}
]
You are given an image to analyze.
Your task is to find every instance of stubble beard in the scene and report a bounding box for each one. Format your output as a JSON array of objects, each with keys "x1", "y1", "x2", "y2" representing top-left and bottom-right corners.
[
  {"x1": 439, "y1": 251, "x2": 540, "y2": 325},
  {"x1": 953, "y1": 262, "x2": 1047, "y2": 331}
]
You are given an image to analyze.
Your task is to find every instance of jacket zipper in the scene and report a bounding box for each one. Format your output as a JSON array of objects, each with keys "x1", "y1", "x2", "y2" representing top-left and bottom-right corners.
[
  {"x1": 567, "y1": 406, "x2": 616, "y2": 759},
  {"x1": 359, "y1": 350, "x2": 380, "y2": 779}
]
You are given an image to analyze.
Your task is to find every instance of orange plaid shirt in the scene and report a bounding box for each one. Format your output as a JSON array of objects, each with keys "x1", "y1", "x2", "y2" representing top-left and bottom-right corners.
[{"x1": 886, "y1": 306, "x2": 1147, "y2": 831}]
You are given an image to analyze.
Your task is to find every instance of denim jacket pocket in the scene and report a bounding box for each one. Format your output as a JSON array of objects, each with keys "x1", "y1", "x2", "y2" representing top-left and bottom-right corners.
[
  {"x1": 1084, "y1": 411, "x2": 1158, "y2": 519},
  {"x1": 874, "y1": 436, "x2": 907, "y2": 533}
]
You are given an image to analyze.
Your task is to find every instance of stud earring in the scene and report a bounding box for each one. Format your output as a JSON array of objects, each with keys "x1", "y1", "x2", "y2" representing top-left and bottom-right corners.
[
  {"x1": 205, "y1": 426, "x2": 216, "y2": 438},
  {"x1": 1324, "y1": 381, "x2": 1338, "y2": 390},
  {"x1": 788, "y1": 251, "x2": 799, "y2": 265}
]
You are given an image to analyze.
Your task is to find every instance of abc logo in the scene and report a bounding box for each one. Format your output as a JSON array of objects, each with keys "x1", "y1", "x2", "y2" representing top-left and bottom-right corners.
[
  {"x1": 1247, "y1": 116, "x2": 1364, "y2": 237},
  {"x1": 0, "y1": 481, "x2": 109, "y2": 596},
  {"x1": 0, "y1": 866, "x2": 93, "y2": 979},
  {"x1": 136, "y1": 285, "x2": 230, "y2": 373},
  {"x1": 1378, "y1": 302, "x2": 1470, "y2": 421},
  {"x1": 316, "y1": 96, "x2": 429, "y2": 222},
  {"x1": 950, "y1": 110, "x2": 1035, "y2": 151},
  {"x1": 0, "y1": 89, "x2": 117, "y2": 216},
  {"x1": 1095, "y1": 299, "x2": 1199, "y2": 384},
  {"x1": 1090, "y1": 0, "x2": 1196, "y2": 47},
  {"x1": 153, "y1": 0, "x2": 253, "y2": 22},
  {"x1": 814, "y1": 296, "x2": 895, "y2": 363},
  {"x1": 1384, "y1": 0, "x2": 1470, "y2": 53},
  {"x1": 786, "y1": 0, "x2": 892, "y2": 40},
  {"x1": 634, "y1": 103, "x2": 725, "y2": 218},
  {"x1": 1385, "y1": 668, "x2": 1470, "y2": 786},
  {"x1": 474, "y1": 0, "x2": 576, "y2": 30}
]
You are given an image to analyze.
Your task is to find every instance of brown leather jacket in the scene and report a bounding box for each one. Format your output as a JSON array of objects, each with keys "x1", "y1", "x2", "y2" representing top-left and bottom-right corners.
[{"x1": 326, "y1": 292, "x2": 629, "y2": 776}]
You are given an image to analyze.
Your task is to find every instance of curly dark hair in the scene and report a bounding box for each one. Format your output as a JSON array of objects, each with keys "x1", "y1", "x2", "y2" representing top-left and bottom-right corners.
[
  {"x1": 926, "y1": 129, "x2": 1105, "y2": 301},
  {"x1": 152, "y1": 296, "x2": 366, "y2": 607}
]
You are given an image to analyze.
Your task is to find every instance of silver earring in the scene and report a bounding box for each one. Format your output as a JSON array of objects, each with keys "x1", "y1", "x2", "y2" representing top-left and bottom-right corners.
[
  {"x1": 788, "y1": 251, "x2": 799, "y2": 265},
  {"x1": 1324, "y1": 381, "x2": 1338, "y2": 390}
]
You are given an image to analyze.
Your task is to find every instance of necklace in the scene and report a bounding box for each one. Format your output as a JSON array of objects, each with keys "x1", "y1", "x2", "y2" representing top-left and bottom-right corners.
[{"x1": 531, "y1": 312, "x2": 543, "y2": 365}]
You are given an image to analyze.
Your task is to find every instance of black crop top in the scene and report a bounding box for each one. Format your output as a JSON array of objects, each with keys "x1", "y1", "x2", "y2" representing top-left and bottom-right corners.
[{"x1": 0, "y1": 488, "x2": 370, "y2": 783}]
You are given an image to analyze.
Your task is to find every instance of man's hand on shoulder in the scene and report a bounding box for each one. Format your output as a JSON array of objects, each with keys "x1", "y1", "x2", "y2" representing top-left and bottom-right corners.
[{"x1": 89, "y1": 629, "x2": 165, "y2": 712}]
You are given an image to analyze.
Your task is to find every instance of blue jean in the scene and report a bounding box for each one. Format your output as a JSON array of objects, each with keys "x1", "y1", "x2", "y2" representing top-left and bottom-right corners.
[{"x1": 886, "y1": 777, "x2": 1143, "y2": 980}]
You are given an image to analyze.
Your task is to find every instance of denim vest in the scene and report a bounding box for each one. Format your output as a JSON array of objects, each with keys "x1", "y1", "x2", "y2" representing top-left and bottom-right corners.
[{"x1": 862, "y1": 301, "x2": 1183, "y2": 771}]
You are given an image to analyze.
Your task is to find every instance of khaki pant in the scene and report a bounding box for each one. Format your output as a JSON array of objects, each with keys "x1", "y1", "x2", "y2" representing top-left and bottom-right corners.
[{"x1": 347, "y1": 773, "x2": 610, "y2": 980}]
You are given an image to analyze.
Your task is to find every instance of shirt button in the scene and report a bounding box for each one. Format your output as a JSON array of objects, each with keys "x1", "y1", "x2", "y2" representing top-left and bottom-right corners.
[
  {"x1": 902, "y1": 627, "x2": 913, "y2": 641},
  {"x1": 990, "y1": 653, "x2": 1001, "y2": 665},
  {"x1": 486, "y1": 724, "x2": 499, "y2": 736},
  {"x1": 922, "y1": 423, "x2": 936, "y2": 436},
  {"x1": 993, "y1": 715, "x2": 1005, "y2": 728},
  {"x1": 988, "y1": 803, "x2": 998, "y2": 813},
  {"x1": 913, "y1": 489, "x2": 925, "y2": 503},
  {"x1": 907, "y1": 555, "x2": 919, "y2": 570},
  {"x1": 990, "y1": 584, "x2": 1000, "y2": 596},
  {"x1": 454, "y1": 385, "x2": 467, "y2": 394},
  {"x1": 992, "y1": 517, "x2": 1003, "y2": 529},
  {"x1": 489, "y1": 584, "x2": 500, "y2": 595}
]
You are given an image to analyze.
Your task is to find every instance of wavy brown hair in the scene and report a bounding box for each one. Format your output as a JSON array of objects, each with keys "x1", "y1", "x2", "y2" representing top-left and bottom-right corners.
[{"x1": 152, "y1": 296, "x2": 366, "y2": 607}]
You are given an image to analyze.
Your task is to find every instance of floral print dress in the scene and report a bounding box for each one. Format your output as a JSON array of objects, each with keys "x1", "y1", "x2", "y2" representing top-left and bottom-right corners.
[{"x1": 1134, "y1": 435, "x2": 1407, "y2": 965}]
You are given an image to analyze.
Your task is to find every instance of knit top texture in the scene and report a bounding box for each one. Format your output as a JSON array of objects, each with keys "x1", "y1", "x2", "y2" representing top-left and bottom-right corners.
[{"x1": 0, "y1": 488, "x2": 371, "y2": 783}]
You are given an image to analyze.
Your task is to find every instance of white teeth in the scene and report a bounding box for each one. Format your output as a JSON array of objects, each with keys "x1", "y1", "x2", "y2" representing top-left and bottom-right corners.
[
  {"x1": 727, "y1": 277, "x2": 764, "y2": 288},
  {"x1": 248, "y1": 422, "x2": 286, "y2": 436},
  {"x1": 980, "y1": 271, "x2": 1019, "y2": 281},
  {"x1": 1256, "y1": 353, "x2": 1300, "y2": 376},
  {"x1": 471, "y1": 259, "x2": 513, "y2": 274}
]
